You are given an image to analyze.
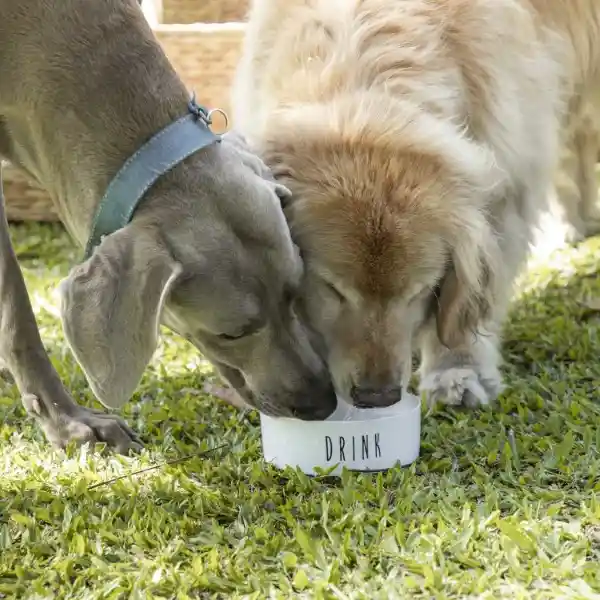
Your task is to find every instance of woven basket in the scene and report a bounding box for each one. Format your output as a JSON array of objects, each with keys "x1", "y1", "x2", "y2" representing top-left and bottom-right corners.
[
  {"x1": 164, "y1": 0, "x2": 249, "y2": 24},
  {"x1": 3, "y1": 24, "x2": 245, "y2": 223}
]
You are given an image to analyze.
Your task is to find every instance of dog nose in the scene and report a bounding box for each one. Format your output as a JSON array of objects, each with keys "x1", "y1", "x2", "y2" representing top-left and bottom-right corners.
[
  {"x1": 267, "y1": 400, "x2": 335, "y2": 421},
  {"x1": 350, "y1": 384, "x2": 403, "y2": 408},
  {"x1": 290, "y1": 403, "x2": 334, "y2": 420},
  {"x1": 289, "y1": 376, "x2": 337, "y2": 420},
  {"x1": 260, "y1": 378, "x2": 337, "y2": 421}
]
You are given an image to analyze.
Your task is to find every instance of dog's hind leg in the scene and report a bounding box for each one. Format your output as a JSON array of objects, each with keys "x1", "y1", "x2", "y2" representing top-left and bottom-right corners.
[
  {"x1": 573, "y1": 120, "x2": 600, "y2": 236},
  {"x1": 0, "y1": 166, "x2": 142, "y2": 453},
  {"x1": 554, "y1": 93, "x2": 600, "y2": 241}
]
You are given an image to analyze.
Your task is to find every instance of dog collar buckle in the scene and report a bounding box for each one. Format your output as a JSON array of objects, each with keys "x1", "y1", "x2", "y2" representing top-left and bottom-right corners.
[
  {"x1": 188, "y1": 93, "x2": 229, "y2": 134},
  {"x1": 84, "y1": 93, "x2": 225, "y2": 260}
]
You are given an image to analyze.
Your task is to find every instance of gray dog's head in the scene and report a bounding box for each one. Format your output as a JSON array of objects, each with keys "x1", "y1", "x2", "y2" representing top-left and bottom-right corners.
[{"x1": 58, "y1": 131, "x2": 337, "y2": 419}]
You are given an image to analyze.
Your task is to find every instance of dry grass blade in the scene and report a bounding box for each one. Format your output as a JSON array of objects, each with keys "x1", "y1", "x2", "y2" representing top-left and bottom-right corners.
[{"x1": 88, "y1": 443, "x2": 228, "y2": 490}]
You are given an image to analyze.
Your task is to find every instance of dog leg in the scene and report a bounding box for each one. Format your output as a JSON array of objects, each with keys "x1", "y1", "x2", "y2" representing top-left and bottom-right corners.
[
  {"x1": 417, "y1": 322, "x2": 504, "y2": 408},
  {"x1": 0, "y1": 167, "x2": 142, "y2": 453},
  {"x1": 554, "y1": 96, "x2": 600, "y2": 241},
  {"x1": 553, "y1": 143, "x2": 590, "y2": 243},
  {"x1": 573, "y1": 123, "x2": 600, "y2": 237},
  {"x1": 416, "y1": 215, "x2": 525, "y2": 409}
]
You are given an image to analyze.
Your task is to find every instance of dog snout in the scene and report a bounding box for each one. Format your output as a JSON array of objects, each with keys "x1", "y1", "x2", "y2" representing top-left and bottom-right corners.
[
  {"x1": 350, "y1": 384, "x2": 403, "y2": 408},
  {"x1": 290, "y1": 401, "x2": 335, "y2": 420},
  {"x1": 284, "y1": 376, "x2": 337, "y2": 420},
  {"x1": 259, "y1": 375, "x2": 337, "y2": 420}
]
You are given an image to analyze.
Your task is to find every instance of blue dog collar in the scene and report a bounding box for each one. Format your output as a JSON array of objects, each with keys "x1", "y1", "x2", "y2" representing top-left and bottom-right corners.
[{"x1": 84, "y1": 95, "x2": 222, "y2": 259}]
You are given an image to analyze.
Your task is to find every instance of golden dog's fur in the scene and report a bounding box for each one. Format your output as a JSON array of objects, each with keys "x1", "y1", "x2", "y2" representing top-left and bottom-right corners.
[
  {"x1": 233, "y1": 0, "x2": 600, "y2": 407},
  {"x1": 553, "y1": 91, "x2": 600, "y2": 242}
]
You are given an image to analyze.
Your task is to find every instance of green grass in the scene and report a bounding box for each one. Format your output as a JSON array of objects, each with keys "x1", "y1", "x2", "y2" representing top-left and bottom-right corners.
[{"x1": 1, "y1": 222, "x2": 600, "y2": 599}]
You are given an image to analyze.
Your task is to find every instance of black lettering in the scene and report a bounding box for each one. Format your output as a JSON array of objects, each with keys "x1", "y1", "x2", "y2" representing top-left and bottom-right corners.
[
  {"x1": 325, "y1": 436, "x2": 333, "y2": 461},
  {"x1": 374, "y1": 433, "x2": 382, "y2": 458},
  {"x1": 352, "y1": 436, "x2": 356, "y2": 460},
  {"x1": 361, "y1": 434, "x2": 369, "y2": 460},
  {"x1": 338, "y1": 436, "x2": 346, "y2": 461}
]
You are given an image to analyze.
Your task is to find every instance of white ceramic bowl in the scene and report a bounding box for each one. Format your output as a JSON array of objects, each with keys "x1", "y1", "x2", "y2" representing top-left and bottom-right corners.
[{"x1": 260, "y1": 393, "x2": 421, "y2": 476}]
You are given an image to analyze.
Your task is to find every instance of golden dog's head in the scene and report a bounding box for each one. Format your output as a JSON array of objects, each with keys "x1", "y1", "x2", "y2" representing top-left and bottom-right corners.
[{"x1": 261, "y1": 96, "x2": 503, "y2": 407}]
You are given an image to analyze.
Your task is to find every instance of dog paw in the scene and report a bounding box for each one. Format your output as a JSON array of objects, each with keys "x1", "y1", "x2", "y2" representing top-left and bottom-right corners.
[
  {"x1": 563, "y1": 223, "x2": 586, "y2": 244},
  {"x1": 563, "y1": 221, "x2": 600, "y2": 243},
  {"x1": 22, "y1": 393, "x2": 143, "y2": 455},
  {"x1": 419, "y1": 366, "x2": 502, "y2": 408},
  {"x1": 582, "y1": 219, "x2": 600, "y2": 240}
]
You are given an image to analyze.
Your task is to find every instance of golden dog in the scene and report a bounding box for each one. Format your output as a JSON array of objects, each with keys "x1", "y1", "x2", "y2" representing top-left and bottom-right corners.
[{"x1": 232, "y1": 0, "x2": 600, "y2": 408}]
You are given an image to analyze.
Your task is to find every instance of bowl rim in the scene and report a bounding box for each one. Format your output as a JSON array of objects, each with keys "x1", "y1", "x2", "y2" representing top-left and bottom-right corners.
[{"x1": 260, "y1": 392, "x2": 421, "y2": 425}]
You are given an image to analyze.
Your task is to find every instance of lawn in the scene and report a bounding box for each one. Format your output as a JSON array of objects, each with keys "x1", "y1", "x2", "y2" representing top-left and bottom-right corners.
[{"x1": 1, "y1": 222, "x2": 600, "y2": 600}]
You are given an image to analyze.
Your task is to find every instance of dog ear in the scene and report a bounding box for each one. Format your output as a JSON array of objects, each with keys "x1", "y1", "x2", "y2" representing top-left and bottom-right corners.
[
  {"x1": 59, "y1": 225, "x2": 182, "y2": 409},
  {"x1": 435, "y1": 240, "x2": 494, "y2": 349}
]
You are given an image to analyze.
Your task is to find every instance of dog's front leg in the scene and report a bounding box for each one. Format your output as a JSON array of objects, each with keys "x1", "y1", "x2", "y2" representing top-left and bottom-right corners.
[
  {"x1": 416, "y1": 196, "x2": 532, "y2": 409},
  {"x1": 417, "y1": 323, "x2": 504, "y2": 408},
  {"x1": 0, "y1": 168, "x2": 142, "y2": 453}
]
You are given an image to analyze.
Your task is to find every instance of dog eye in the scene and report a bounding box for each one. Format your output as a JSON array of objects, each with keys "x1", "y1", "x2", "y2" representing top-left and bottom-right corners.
[
  {"x1": 423, "y1": 284, "x2": 442, "y2": 318},
  {"x1": 324, "y1": 281, "x2": 346, "y2": 303},
  {"x1": 216, "y1": 319, "x2": 264, "y2": 341},
  {"x1": 217, "y1": 331, "x2": 247, "y2": 341},
  {"x1": 283, "y1": 284, "x2": 303, "y2": 307}
]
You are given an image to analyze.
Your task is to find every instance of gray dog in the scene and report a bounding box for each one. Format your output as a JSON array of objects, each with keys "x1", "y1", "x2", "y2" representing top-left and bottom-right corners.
[{"x1": 0, "y1": 0, "x2": 336, "y2": 453}]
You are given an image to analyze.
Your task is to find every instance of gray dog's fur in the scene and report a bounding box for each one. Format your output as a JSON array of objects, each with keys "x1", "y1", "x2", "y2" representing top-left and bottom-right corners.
[{"x1": 0, "y1": 0, "x2": 336, "y2": 453}]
